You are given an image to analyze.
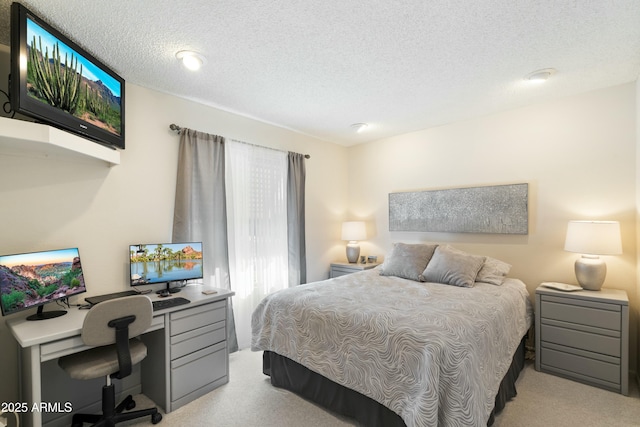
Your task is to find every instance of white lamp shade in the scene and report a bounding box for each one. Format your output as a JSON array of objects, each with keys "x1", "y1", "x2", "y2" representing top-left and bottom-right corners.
[
  {"x1": 564, "y1": 220, "x2": 622, "y2": 255},
  {"x1": 341, "y1": 221, "x2": 366, "y2": 241}
]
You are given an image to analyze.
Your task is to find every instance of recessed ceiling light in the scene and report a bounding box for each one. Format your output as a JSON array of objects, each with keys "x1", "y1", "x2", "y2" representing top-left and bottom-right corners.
[
  {"x1": 350, "y1": 123, "x2": 369, "y2": 133},
  {"x1": 176, "y1": 50, "x2": 207, "y2": 71},
  {"x1": 524, "y1": 68, "x2": 556, "y2": 83}
]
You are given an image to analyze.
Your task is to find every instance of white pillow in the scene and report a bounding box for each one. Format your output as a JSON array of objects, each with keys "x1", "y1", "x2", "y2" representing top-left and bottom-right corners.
[{"x1": 476, "y1": 256, "x2": 511, "y2": 286}]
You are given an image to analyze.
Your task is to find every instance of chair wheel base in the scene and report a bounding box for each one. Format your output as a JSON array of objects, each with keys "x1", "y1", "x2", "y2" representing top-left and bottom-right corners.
[{"x1": 69, "y1": 391, "x2": 161, "y2": 426}]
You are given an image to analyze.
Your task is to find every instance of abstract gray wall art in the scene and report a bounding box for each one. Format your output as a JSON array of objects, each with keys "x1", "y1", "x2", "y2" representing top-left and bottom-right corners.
[{"x1": 389, "y1": 183, "x2": 528, "y2": 234}]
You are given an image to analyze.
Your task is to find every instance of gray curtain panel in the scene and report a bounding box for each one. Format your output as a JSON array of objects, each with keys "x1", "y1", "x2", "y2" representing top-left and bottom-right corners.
[
  {"x1": 287, "y1": 152, "x2": 306, "y2": 286},
  {"x1": 172, "y1": 128, "x2": 239, "y2": 353}
]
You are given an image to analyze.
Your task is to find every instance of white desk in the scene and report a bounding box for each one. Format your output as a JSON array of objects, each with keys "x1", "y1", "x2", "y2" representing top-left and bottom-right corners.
[{"x1": 7, "y1": 286, "x2": 234, "y2": 427}]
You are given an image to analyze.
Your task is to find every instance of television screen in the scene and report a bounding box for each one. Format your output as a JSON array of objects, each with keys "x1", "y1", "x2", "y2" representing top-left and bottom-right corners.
[
  {"x1": 0, "y1": 247, "x2": 86, "y2": 320},
  {"x1": 10, "y1": 3, "x2": 125, "y2": 149},
  {"x1": 129, "y1": 242, "x2": 204, "y2": 287}
]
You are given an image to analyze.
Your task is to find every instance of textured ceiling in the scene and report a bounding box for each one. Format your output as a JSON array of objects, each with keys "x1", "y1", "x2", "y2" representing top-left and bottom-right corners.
[{"x1": 1, "y1": 0, "x2": 639, "y2": 146}]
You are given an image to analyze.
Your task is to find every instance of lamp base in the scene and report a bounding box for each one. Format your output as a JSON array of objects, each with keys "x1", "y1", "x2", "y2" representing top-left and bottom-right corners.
[
  {"x1": 346, "y1": 243, "x2": 360, "y2": 264},
  {"x1": 575, "y1": 255, "x2": 606, "y2": 291}
]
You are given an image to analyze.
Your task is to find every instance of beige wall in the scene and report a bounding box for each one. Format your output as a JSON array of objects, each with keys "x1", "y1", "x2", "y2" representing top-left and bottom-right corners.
[
  {"x1": 0, "y1": 44, "x2": 348, "y2": 403},
  {"x1": 347, "y1": 82, "x2": 638, "y2": 372},
  {"x1": 636, "y1": 77, "x2": 640, "y2": 379}
]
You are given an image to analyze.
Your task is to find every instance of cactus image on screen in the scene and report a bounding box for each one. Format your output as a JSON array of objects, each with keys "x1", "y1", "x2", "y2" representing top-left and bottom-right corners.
[
  {"x1": 25, "y1": 18, "x2": 123, "y2": 137},
  {"x1": 29, "y1": 36, "x2": 82, "y2": 114}
]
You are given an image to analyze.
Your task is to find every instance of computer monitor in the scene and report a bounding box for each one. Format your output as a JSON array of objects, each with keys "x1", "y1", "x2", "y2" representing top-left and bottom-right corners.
[
  {"x1": 0, "y1": 247, "x2": 87, "y2": 320},
  {"x1": 129, "y1": 242, "x2": 203, "y2": 296}
]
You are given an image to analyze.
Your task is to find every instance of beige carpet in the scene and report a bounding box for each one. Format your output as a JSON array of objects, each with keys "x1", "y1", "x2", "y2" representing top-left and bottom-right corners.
[{"x1": 128, "y1": 349, "x2": 640, "y2": 427}]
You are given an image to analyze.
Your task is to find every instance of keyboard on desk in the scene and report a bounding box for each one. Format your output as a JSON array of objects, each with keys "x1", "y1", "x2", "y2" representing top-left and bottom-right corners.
[{"x1": 152, "y1": 297, "x2": 191, "y2": 311}]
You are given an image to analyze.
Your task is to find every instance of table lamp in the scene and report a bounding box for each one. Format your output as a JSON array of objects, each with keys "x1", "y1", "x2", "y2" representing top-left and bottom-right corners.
[
  {"x1": 564, "y1": 220, "x2": 622, "y2": 290},
  {"x1": 342, "y1": 221, "x2": 366, "y2": 263}
]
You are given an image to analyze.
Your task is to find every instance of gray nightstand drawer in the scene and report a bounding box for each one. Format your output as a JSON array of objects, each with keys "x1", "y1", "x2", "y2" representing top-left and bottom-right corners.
[
  {"x1": 331, "y1": 266, "x2": 357, "y2": 277},
  {"x1": 330, "y1": 262, "x2": 380, "y2": 278},
  {"x1": 541, "y1": 323, "x2": 620, "y2": 357},
  {"x1": 541, "y1": 346, "x2": 620, "y2": 384},
  {"x1": 535, "y1": 285, "x2": 629, "y2": 395},
  {"x1": 541, "y1": 298, "x2": 621, "y2": 330}
]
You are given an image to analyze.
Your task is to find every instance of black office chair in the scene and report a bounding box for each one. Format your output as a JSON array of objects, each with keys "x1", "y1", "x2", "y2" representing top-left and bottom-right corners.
[{"x1": 58, "y1": 295, "x2": 162, "y2": 426}]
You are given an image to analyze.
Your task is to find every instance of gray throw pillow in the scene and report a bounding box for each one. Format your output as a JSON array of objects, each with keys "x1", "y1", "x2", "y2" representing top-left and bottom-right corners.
[
  {"x1": 380, "y1": 243, "x2": 438, "y2": 281},
  {"x1": 431, "y1": 245, "x2": 512, "y2": 286},
  {"x1": 420, "y1": 245, "x2": 485, "y2": 287}
]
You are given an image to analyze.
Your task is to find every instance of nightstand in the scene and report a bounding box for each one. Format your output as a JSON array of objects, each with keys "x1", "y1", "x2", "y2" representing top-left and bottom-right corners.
[
  {"x1": 535, "y1": 284, "x2": 629, "y2": 395},
  {"x1": 330, "y1": 262, "x2": 380, "y2": 278}
]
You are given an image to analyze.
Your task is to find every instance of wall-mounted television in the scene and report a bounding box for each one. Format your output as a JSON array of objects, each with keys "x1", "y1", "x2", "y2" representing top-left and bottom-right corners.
[
  {"x1": 0, "y1": 247, "x2": 87, "y2": 320},
  {"x1": 10, "y1": 3, "x2": 125, "y2": 150},
  {"x1": 129, "y1": 242, "x2": 203, "y2": 296}
]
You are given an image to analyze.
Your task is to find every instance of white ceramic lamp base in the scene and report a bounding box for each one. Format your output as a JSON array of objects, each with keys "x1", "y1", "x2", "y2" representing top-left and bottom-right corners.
[
  {"x1": 575, "y1": 255, "x2": 606, "y2": 291},
  {"x1": 346, "y1": 242, "x2": 360, "y2": 263}
]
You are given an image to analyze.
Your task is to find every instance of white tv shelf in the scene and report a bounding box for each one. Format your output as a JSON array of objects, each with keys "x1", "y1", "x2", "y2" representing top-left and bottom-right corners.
[{"x1": 0, "y1": 116, "x2": 120, "y2": 165}]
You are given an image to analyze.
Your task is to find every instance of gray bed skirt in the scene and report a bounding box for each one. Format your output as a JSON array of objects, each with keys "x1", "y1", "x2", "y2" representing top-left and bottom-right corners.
[{"x1": 262, "y1": 336, "x2": 526, "y2": 426}]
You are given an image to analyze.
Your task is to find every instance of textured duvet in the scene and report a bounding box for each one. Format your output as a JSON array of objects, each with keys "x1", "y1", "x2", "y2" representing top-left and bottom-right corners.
[{"x1": 251, "y1": 268, "x2": 533, "y2": 427}]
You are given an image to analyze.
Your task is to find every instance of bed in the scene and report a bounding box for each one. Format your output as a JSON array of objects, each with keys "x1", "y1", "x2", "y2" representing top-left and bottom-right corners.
[{"x1": 252, "y1": 244, "x2": 533, "y2": 427}]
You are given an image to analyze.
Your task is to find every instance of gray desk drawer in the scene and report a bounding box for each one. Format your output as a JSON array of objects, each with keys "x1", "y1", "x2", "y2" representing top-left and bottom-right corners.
[
  {"x1": 541, "y1": 324, "x2": 620, "y2": 357},
  {"x1": 541, "y1": 298, "x2": 621, "y2": 330},
  {"x1": 171, "y1": 341, "x2": 227, "y2": 401},
  {"x1": 170, "y1": 300, "x2": 226, "y2": 336},
  {"x1": 171, "y1": 321, "x2": 226, "y2": 360},
  {"x1": 40, "y1": 336, "x2": 89, "y2": 362},
  {"x1": 149, "y1": 314, "x2": 165, "y2": 330},
  {"x1": 541, "y1": 346, "x2": 620, "y2": 384},
  {"x1": 40, "y1": 315, "x2": 167, "y2": 362}
]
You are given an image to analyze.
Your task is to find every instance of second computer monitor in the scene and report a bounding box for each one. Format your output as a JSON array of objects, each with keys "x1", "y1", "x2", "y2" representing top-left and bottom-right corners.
[{"x1": 129, "y1": 242, "x2": 203, "y2": 295}]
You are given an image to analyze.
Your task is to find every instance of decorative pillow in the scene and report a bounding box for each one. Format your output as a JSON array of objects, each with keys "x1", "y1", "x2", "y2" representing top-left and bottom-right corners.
[
  {"x1": 476, "y1": 257, "x2": 511, "y2": 286},
  {"x1": 431, "y1": 245, "x2": 512, "y2": 286},
  {"x1": 420, "y1": 245, "x2": 485, "y2": 287},
  {"x1": 380, "y1": 243, "x2": 438, "y2": 281}
]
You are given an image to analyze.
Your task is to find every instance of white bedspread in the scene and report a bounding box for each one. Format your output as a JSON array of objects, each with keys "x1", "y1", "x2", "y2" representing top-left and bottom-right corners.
[{"x1": 251, "y1": 268, "x2": 533, "y2": 427}]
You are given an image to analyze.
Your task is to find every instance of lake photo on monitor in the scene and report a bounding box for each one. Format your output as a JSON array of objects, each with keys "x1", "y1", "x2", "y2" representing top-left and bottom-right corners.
[{"x1": 129, "y1": 242, "x2": 203, "y2": 287}]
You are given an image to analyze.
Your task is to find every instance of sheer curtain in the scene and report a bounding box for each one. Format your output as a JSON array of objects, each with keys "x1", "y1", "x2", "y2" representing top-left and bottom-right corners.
[
  {"x1": 225, "y1": 140, "x2": 289, "y2": 349},
  {"x1": 172, "y1": 128, "x2": 238, "y2": 352}
]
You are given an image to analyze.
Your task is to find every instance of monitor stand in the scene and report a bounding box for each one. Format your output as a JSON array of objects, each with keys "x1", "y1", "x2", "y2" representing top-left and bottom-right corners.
[
  {"x1": 156, "y1": 282, "x2": 182, "y2": 298},
  {"x1": 26, "y1": 305, "x2": 67, "y2": 321}
]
